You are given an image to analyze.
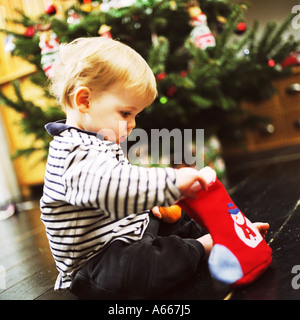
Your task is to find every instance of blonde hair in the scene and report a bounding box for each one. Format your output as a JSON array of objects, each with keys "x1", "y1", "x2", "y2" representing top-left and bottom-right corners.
[{"x1": 49, "y1": 37, "x2": 157, "y2": 110}]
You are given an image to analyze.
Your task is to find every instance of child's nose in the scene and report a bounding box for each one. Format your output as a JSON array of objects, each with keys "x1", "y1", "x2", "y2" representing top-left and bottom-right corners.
[{"x1": 128, "y1": 118, "x2": 136, "y2": 129}]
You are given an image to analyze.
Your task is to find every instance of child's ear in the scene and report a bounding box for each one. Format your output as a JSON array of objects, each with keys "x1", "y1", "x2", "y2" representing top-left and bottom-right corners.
[{"x1": 74, "y1": 87, "x2": 91, "y2": 113}]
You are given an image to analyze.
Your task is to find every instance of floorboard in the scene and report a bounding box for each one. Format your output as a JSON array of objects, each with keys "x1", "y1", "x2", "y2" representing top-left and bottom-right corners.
[{"x1": 1, "y1": 144, "x2": 300, "y2": 300}]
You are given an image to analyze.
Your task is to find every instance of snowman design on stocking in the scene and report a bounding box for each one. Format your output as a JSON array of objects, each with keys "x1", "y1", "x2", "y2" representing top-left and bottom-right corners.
[
  {"x1": 228, "y1": 203, "x2": 263, "y2": 248},
  {"x1": 178, "y1": 174, "x2": 272, "y2": 286}
]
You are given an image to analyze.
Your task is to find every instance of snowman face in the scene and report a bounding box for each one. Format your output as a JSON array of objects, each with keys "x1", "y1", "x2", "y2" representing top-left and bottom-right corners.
[
  {"x1": 228, "y1": 203, "x2": 263, "y2": 248},
  {"x1": 230, "y1": 211, "x2": 245, "y2": 225}
]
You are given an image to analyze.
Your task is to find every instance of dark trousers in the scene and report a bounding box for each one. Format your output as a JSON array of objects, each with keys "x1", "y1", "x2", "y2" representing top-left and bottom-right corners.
[{"x1": 70, "y1": 212, "x2": 206, "y2": 299}]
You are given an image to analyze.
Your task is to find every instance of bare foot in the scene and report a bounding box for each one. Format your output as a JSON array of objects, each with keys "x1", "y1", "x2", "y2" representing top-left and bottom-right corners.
[
  {"x1": 197, "y1": 222, "x2": 270, "y2": 259},
  {"x1": 253, "y1": 222, "x2": 269, "y2": 238},
  {"x1": 197, "y1": 234, "x2": 213, "y2": 259}
]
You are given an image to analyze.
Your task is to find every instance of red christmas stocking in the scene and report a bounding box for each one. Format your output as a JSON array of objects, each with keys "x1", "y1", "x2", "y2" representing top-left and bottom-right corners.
[{"x1": 178, "y1": 179, "x2": 272, "y2": 286}]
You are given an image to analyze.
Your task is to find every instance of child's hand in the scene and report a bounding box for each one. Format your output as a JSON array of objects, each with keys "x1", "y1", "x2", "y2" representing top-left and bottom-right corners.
[
  {"x1": 152, "y1": 206, "x2": 162, "y2": 219},
  {"x1": 152, "y1": 167, "x2": 216, "y2": 219},
  {"x1": 176, "y1": 166, "x2": 216, "y2": 199}
]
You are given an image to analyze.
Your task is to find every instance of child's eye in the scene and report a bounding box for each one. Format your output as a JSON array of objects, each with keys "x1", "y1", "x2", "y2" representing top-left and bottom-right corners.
[{"x1": 121, "y1": 111, "x2": 131, "y2": 118}]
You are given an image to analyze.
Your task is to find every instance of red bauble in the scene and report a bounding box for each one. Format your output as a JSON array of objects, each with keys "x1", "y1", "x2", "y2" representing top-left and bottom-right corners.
[
  {"x1": 281, "y1": 53, "x2": 299, "y2": 68},
  {"x1": 45, "y1": 4, "x2": 57, "y2": 15},
  {"x1": 180, "y1": 70, "x2": 187, "y2": 77},
  {"x1": 268, "y1": 59, "x2": 275, "y2": 67},
  {"x1": 167, "y1": 86, "x2": 177, "y2": 97},
  {"x1": 235, "y1": 22, "x2": 247, "y2": 34},
  {"x1": 24, "y1": 26, "x2": 35, "y2": 38},
  {"x1": 156, "y1": 72, "x2": 167, "y2": 81}
]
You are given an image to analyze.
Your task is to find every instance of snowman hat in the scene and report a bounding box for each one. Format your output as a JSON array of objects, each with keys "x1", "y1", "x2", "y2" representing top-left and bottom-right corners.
[{"x1": 228, "y1": 202, "x2": 239, "y2": 215}]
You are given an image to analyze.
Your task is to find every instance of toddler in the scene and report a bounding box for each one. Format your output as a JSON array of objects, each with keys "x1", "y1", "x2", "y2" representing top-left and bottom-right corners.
[{"x1": 40, "y1": 37, "x2": 267, "y2": 299}]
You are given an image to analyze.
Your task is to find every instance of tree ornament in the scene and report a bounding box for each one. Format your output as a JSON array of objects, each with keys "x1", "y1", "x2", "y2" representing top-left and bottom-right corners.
[
  {"x1": 39, "y1": 30, "x2": 59, "y2": 78},
  {"x1": 81, "y1": 0, "x2": 93, "y2": 13},
  {"x1": 45, "y1": 3, "x2": 57, "y2": 16},
  {"x1": 216, "y1": 15, "x2": 227, "y2": 33},
  {"x1": 186, "y1": 1, "x2": 215, "y2": 50},
  {"x1": 235, "y1": 21, "x2": 247, "y2": 35},
  {"x1": 160, "y1": 96, "x2": 168, "y2": 104},
  {"x1": 243, "y1": 48, "x2": 250, "y2": 56},
  {"x1": 100, "y1": 0, "x2": 136, "y2": 11},
  {"x1": 268, "y1": 59, "x2": 275, "y2": 67},
  {"x1": 180, "y1": 70, "x2": 188, "y2": 77},
  {"x1": 169, "y1": 1, "x2": 177, "y2": 11},
  {"x1": 167, "y1": 85, "x2": 177, "y2": 97},
  {"x1": 4, "y1": 35, "x2": 16, "y2": 53},
  {"x1": 281, "y1": 51, "x2": 300, "y2": 68},
  {"x1": 98, "y1": 24, "x2": 112, "y2": 38},
  {"x1": 24, "y1": 26, "x2": 35, "y2": 38},
  {"x1": 67, "y1": 9, "x2": 81, "y2": 26},
  {"x1": 156, "y1": 72, "x2": 167, "y2": 81}
]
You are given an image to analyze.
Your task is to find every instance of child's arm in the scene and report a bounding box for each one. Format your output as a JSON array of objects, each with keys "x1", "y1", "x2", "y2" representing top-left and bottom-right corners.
[
  {"x1": 62, "y1": 145, "x2": 216, "y2": 221},
  {"x1": 62, "y1": 146, "x2": 180, "y2": 219}
]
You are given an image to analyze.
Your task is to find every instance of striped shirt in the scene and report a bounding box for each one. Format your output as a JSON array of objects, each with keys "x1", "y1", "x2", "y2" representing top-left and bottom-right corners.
[{"x1": 40, "y1": 120, "x2": 181, "y2": 290}]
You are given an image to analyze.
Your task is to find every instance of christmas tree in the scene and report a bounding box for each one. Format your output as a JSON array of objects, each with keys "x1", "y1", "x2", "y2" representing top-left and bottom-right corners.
[{"x1": 0, "y1": 0, "x2": 299, "y2": 168}]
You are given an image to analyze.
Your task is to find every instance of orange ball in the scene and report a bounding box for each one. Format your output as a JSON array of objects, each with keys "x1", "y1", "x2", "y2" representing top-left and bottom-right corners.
[{"x1": 159, "y1": 205, "x2": 182, "y2": 224}]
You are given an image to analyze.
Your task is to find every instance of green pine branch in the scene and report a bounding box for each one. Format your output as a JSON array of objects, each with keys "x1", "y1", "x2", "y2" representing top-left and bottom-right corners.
[
  {"x1": 7, "y1": 8, "x2": 37, "y2": 27},
  {"x1": 214, "y1": 4, "x2": 245, "y2": 58},
  {"x1": 0, "y1": 0, "x2": 299, "y2": 156},
  {"x1": 148, "y1": 36, "x2": 170, "y2": 74},
  {"x1": 0, "y1": 81, "x2": 63, "y2": 158}
]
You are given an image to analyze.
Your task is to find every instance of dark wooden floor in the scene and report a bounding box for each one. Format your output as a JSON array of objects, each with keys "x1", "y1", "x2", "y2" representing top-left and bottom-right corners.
[{"x1": 1, "y1": 144, "x2": 300, "y2": 300}]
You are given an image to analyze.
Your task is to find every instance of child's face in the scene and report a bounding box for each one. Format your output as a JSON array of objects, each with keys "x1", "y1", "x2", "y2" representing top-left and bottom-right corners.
[{"x1": 86, "y1": 82, "x2": 148, "y2": 144}]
